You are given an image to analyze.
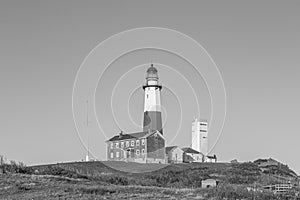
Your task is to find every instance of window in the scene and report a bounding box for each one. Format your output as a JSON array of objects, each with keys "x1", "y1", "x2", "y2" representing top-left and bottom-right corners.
[
  {"x1": 142, "y1": 149, "x2": 145, "y2": 155},
  {"x1": 126, "y1": 141, "x2": 129, "y2": 147},
  {"x1": 110, "y1": 152, "x2": 113, "y2": 158},
  {"x1": 136, "y1": 140, "x2": 140, "y2": 146},
  {"x1": 116, "y1": 152, "x2": 119, "y2": 158},
  {"x1": 110, "y1": 143, "x2": 113, "y2": 149},
  {"x1": 121, "y1": 142, "x2": 124, "y2": 148},
  {"x1": 131, "y1": 140, "x2": 135, "y2": 147},
  {"x1": 136, "y1": 149, "x2": 140, "y2": 155},
  {"x1": 115, "y1": 142, "x2": 119, "y2": 148},
  {"x1": 141, "y1": 139, "x2": 145, "y2": 145}
]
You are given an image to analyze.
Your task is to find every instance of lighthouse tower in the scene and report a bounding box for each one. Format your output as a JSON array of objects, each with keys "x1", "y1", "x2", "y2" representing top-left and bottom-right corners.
[{"x1": 142, "y1": 64, "x2": 163, "y2": 134}]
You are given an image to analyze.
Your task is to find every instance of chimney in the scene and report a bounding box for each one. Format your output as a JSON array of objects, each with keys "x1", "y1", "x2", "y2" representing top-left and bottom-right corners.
[{"x1": 119, "y1": 130, "x2": 123, "y2": 138}]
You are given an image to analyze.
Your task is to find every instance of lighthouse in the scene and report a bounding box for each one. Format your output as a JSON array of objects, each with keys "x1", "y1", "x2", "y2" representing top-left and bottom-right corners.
[{"x1": 142, "y1": 64, "x2": 163, "y2": 134}]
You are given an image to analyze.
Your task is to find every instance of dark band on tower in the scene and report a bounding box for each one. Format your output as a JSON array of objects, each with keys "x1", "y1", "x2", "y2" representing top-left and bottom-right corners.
[{"x1": 142, "y1": 64, "x2": 163, "y2": 134}]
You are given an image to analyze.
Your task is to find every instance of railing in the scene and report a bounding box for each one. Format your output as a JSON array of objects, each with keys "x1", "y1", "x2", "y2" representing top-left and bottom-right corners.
[{"x1": 263, "y1": 183, "x2": 293, "y2": 194}]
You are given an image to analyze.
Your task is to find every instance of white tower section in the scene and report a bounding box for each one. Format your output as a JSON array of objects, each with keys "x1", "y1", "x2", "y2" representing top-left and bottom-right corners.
[
  {"x1": 144, "y1": 84, "x2": 161, "y2": 112},
  {"x1": 200, "y1": 120, "x2": 208, "y2": 156},
  {"x1": 192, "y1": 118, "x2": 208, "y2": 156}
]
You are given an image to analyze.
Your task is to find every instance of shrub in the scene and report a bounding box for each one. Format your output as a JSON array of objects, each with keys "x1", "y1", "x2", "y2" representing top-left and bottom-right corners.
[
  {"x1": 225, "y1": 162, "x2": 261, "y2": 184},
  {"x1": 36, "y1": 165, "x2": 88, "y2": 179},
  {"x1": 0, "y1": 159, "x2": 33, "y2": 174},
  {"x1": 70, "y1": 186, "x2": 117, "y2": 195}
]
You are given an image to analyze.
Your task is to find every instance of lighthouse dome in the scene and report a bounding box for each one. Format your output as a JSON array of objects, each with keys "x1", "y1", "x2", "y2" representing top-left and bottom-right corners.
[
  {"x1": 147, "y1": 64, "x2": 158, "y2": 74},
  {"x1": 146, "y1": 64, "x2": 159, "y2": 80}
]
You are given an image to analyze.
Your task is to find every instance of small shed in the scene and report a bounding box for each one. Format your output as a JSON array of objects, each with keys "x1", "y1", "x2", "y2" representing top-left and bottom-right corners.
[
  {"x1": 182, "y1": 147, "x2": 204, "y2": 163},
  {"x1": 165, "y1": 146, "x2": 184, "y2": 163},
  {"x1": 201, "y1": 179, "x2": 218, "y2": 188},
  {"x1": 206, "y1": 155, "x2": 217, "y2": 163}
]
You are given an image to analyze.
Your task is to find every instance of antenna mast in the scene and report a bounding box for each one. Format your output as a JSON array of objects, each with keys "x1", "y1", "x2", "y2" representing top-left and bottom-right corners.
[{"x1": 85, "y1": 100, "x2": 90, "y2": 162}]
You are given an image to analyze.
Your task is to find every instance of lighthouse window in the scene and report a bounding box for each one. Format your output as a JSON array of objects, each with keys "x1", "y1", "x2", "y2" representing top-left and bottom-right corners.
[{"x1": 131, "y1": 140, "x2": 135, "y2": 147}]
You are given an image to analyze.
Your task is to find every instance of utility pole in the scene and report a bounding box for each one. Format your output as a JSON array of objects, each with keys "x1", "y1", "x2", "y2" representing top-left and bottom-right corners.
[{"x1": 85, "y1": 100, "x2": 90, "y2": 162}]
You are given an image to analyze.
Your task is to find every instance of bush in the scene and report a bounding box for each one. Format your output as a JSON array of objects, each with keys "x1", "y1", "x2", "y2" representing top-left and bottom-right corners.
[
  {"x1": 226, "y1": 162, "x2": 261, "y2": 184},
  {"x1": 36, "y1": 165, "x2": 88, "y2": 179},
  {"x1": 97, "y1": 175, "x2": 129, "y2": 185},
  {"x1": 0, "y1": 159, "x2": 33, "y2": 174},
  {"x1": 66, "y1": 185, "x2": 117, "y2": 195},
  {"x1": 143, "y1": 168, "x2": 207, "y2": 187},
  {"x1": 207, "y1": 184, "x2": 280, "y2": 200}
]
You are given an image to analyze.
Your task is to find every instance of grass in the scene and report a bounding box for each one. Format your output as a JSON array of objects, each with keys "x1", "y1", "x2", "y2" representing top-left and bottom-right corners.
[
  {"x1": 0, "y1": 173, "x2": 210, "y2": 199},
  {"x1": 1, "y1": 160, "x2": 299, "y2": 199},
  {"x1": 2, "y1": 173, "x2": 291, "y2": 199},
  {"x1": 32, "y1": 160, "x2": 231, "y2": 175}
]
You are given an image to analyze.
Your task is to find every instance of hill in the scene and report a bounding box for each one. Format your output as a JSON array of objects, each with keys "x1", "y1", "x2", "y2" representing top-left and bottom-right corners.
[
  {"x1": 1, "y1": 159, "x2": 299, "y2": 199},
  {"x1": 30, "y1": 159, "x2": 298, "y2": 188}
]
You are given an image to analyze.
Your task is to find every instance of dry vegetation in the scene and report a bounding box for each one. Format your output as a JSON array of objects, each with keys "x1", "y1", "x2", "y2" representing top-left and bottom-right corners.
[{"x1": 0, "y1": 158, "x2": 299, "y2": 199}]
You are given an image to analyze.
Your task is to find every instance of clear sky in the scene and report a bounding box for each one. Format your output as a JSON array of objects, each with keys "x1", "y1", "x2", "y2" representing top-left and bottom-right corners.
[{"x1": 0, "y1": 1, "x2": 299, "y2": 173}]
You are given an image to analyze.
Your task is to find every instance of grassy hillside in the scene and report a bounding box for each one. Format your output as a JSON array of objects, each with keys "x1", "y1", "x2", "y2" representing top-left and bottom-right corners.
[
  {"x1": 31, "y1": 160, "x2": 298, "y2": 188},
  {"x1": 1, "y1": 159, "x2": 299, "y2": 199},
  {"x1": 32, "y1": 161, "x2": 230, "y2": 175},
  {"x1": 0, "y1": 173, "x2": 289, "y2": 200}
]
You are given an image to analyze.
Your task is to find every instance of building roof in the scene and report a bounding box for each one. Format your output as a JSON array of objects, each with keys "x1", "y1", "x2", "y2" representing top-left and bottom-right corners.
[
  {"x1": 106, "y1": 130, "x2": 157, "y2": 142},
  {"x1": 207, "y1": 155, "x2": 217, "y2": 159},
  {"x1": 165, "y1": 146, "x2": 179, "y2": 154},
  {"x1": 182, "y1": 147, "x2": 201, "y2": 154}
]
